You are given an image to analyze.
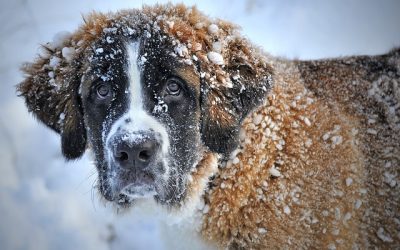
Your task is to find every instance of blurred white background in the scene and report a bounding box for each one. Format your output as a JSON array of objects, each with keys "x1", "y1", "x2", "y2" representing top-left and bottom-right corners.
[{"x1": 0, "y1": 0, "x2": 399, "y2": 249}]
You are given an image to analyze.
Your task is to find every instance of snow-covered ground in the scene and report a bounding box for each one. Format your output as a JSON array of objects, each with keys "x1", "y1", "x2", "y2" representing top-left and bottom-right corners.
[{"x1": 0, "y1": 0, "x2": 399, "y2": 249}]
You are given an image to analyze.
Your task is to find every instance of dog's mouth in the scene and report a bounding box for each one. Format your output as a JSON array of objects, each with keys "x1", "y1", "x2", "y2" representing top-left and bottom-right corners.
[
  {"x1": 116, "y1": 183, "x2": 157, "y2": 205},
  {"x1": 98, "y1": 165, "x2": 160, "y2": 206}
]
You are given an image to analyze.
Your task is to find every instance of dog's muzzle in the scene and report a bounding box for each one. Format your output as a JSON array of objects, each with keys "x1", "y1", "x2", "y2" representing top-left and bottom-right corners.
[{"x1": 107, "y1": 130, "x2": 163, "y2": 201}]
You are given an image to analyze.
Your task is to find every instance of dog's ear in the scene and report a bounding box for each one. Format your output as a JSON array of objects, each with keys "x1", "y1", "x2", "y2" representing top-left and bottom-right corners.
[
  {"x1": 200, "y1": 38, "x2": 273, "y2": 156},
  {"x1": 17, "y1": 36, "x2": 87, "y2": 160}
]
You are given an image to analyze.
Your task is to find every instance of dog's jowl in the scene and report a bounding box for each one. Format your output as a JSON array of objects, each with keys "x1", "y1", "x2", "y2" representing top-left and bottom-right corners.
[{"x1": 18, "y1": 4, "x2": 399, "y2": 249}]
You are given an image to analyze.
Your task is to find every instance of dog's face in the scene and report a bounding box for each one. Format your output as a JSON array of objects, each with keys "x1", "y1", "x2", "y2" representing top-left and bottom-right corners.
[
  {"x1": 81, "y1": 35, "x2": 204, "y2": 205},
  {"x1": 18, "y1": 5, "x2": 273, "y2": 209}
]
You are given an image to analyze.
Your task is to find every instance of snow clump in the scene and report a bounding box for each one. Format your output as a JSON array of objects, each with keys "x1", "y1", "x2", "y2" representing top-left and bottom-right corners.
[
  {"x1": 207, "y1": 24, "x2": 219, "y2": 35},
  {"x1": 49, "y1": 56, "x2": 61, "y2": 69},
  {"x1": 61, "y1": 47, "x2": 75, "y2": 62},
  {"x1": 207, "y1": 52, "x2": 224, "y2": 65}
]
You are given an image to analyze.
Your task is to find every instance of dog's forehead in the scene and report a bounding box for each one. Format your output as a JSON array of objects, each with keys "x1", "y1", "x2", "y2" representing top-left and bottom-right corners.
[
  {"x1": 76, "y1": 6, "x2": 242, "y2": 87},
  {"x1": 81, "y1": 34, "x2": 201, "y2": 91},
  {"x1": 88, "y1": 38, "x2": 127, "y2": 80}
]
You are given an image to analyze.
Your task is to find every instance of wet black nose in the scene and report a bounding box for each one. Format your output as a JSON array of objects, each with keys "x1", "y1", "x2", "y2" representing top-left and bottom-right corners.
[{"x1": 113, "y1": 133, "x2": 160, "y2": 170}]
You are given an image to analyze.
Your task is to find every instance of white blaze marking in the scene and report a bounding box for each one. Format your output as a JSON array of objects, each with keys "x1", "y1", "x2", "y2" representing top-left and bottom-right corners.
[
  {"x1": 105, "y1": 41, "x2": 170, "y2": 181},
  {"x1": 128, "y1": 42, "x2": 143, "y2": 113}
]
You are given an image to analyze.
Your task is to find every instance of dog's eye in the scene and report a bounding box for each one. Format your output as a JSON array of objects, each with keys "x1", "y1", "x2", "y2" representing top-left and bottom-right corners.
[
  {"x1": 166, "y1": 77, "x2": 182, "y2": 96},
  {"x1": 96, "y1": 83, "x2": 111, "y2": 99}
]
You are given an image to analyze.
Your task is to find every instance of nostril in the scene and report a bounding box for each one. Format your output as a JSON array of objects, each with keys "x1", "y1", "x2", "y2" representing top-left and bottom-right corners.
[
  {"x1": 138, "y1": 149, "x2": 152, "y2": 162},
  {"x1": 116, "y1": 151, "x2": 129, "y2": 162}
]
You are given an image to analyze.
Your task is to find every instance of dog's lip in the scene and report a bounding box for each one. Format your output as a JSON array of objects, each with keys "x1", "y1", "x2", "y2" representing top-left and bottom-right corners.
[
  {"x1": 116, "y1": 182, "x2": 157, "y2": 204},
  {"x1": 121, "y1": 182, "x2": 156, "y2": 196}
]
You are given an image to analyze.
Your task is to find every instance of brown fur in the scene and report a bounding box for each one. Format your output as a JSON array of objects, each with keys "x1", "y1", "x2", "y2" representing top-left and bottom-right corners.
[
  {"x1": 201, "y1": 54, "x2": 400, "y2": 249},
  {"x1": 17, "y1": 4, "x2": 399, "y2": 249}
]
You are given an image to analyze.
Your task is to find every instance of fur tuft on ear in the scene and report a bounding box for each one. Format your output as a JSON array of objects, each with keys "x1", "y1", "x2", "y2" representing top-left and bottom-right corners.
[{"x1": 17, "y1": 35, "x2": 87, "y2": 160}]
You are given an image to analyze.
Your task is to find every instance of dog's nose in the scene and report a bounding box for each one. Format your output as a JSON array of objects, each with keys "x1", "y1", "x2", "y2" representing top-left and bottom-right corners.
[{"x1": 113, "y1": 133, "x2": 159, "y2": 170}]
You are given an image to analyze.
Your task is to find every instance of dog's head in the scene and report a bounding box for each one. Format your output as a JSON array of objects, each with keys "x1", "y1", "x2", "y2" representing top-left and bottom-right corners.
[{"x1": 18, "y1": 4, "x2": 273, "y2": 208}]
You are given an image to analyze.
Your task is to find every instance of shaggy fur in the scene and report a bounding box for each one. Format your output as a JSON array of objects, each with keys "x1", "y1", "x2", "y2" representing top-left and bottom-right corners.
[
  {"x1": 203, "y1": 51, "x2": 400, "y2": 248},
  {"x1": 18, "y1": 4, "x2": 399, "y2": 249}
]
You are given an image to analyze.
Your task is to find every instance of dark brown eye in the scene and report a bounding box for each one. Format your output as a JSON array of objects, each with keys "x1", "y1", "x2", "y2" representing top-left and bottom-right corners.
[
  {"x1": 166, "y1": 77, "x2": 182, "y2": 96},
  {"x1": 96, "y1": 83, "x2": 111, "y2": 99}
]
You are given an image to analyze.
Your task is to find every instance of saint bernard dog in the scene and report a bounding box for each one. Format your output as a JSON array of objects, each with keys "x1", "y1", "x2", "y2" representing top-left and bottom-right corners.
[{"x1": 18, "y1": 4, "x2": 399, "y2": 249}]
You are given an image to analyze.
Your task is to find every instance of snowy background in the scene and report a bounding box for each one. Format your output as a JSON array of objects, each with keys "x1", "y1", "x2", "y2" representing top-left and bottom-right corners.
[{"x1": 0, "y1": 0, "x2": 399, "y2": 249}]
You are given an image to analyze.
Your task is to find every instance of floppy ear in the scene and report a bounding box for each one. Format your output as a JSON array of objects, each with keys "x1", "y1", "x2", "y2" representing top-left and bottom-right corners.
[
  {"x1": 200, "y1": 38, "x2": 273, "y2": 156},
  {"x1": 17, "y1": 41, "x2": 87, "y2": 160}
]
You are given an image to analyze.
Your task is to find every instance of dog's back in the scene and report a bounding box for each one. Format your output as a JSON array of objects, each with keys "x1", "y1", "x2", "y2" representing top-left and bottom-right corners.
[{"x1": 202, "y1": 50, "x2": 400, "y2": 249}]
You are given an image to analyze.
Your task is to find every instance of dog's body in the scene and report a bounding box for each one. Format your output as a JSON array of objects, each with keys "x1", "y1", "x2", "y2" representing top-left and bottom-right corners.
[
  {"x1": 202, "y1": 52, "x2": 400, "y2": 249},
  {"x1": 18, "y1": 4, "x2": 399, "y2": 249}
]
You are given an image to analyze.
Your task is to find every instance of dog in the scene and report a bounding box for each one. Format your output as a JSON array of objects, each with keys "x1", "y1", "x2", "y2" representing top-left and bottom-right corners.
[{"x1": 17, "y1": 4, "x2": 399, "y2": 249}]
